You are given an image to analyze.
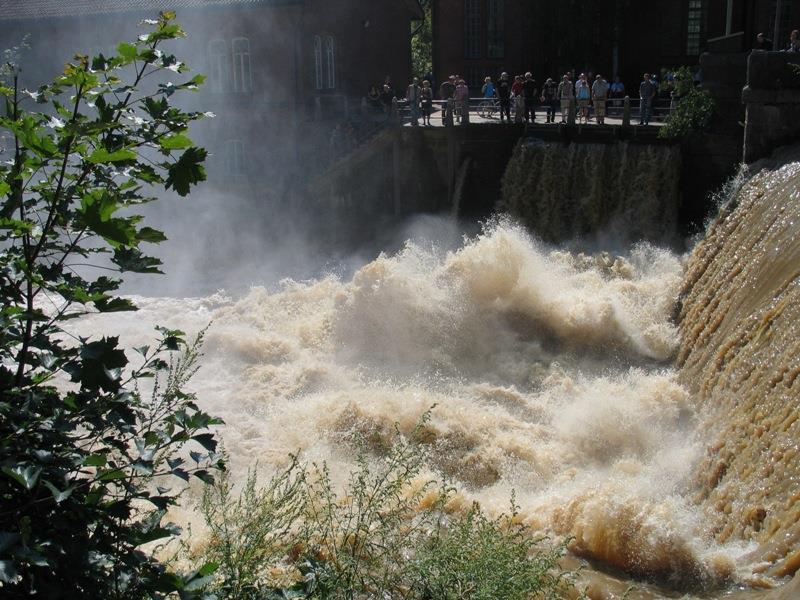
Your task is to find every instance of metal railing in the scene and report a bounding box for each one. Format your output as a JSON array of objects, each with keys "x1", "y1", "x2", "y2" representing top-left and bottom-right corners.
[{"x1": 386, "y1": 96, "x2": 674, "y2": 126}]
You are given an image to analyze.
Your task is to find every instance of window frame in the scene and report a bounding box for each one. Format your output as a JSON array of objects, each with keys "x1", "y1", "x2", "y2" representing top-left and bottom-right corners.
[
  {"x1": 208, "y1": 39, "x2": 228, "y2": 93},
  {"x1": 232, "y1": 37, "x2": 253, "y2": 93}
]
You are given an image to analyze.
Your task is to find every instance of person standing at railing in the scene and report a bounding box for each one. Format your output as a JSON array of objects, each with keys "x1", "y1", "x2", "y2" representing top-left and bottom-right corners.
[
  {"x1": 540, "y1": 77, "x2": 558, "y2": 123},
  {"x1": 439, "y1": 75, "x2": 456, "y2": 125},
  {"x1": 512, "y1": 75, "x2": 525, "y2": 123},
  {"x1": 482, "y1": 76, "x2": 496, "y2": 99},
  {"x1": 420, "y1": 80, "x2": 433, "y2": 126},
  {"x1": 454, "y1": 79, "x2": 469, "y2": 125},
  {"x1": 787, "y1": 30, "x2": 800, "y2": 52},
  {"x1": 406, "y1": 77, "x2": 421, "y2": 127},
  {"x1": 497, "y1": 72, "x2": 512, "y2": 123},
  {"x1": 557, "y1": 74, "x2": 574, "y2": 123},
  {"x1": 575, "y1": 73, "x2": 591, "y2": 123},
  {"x1": 592, "y1": 74, "x2": 609, "y2": 125},
  {"x1": 639, "y1": 73, "x2": 657, "y2": 126},
  {"x1": 522, "y1": 72, "x2": 538, "y2": 123}
]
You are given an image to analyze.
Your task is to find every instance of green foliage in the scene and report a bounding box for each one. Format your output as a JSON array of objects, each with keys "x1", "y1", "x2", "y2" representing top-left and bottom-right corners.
[
  {"x1": 659, "y1": 66, "x2": 715, "y2": 139},
  {"x1": 411, "y1": 2, "x2": 433, "y2": 78},
  {"x1": 0, "y1": 13, "x2": 223, "y2": 598},
  {"x1": 410, "y1": 498, "x2": 568, "y2": 600},
  {"x1": 198, "y1": 416, "x2": 572, "y2": 599}
]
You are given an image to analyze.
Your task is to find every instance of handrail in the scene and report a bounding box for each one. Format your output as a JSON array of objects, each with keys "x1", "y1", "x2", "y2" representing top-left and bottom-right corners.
[{"x1": 388, "y1": 95, "x2": 674, "y2": 125}]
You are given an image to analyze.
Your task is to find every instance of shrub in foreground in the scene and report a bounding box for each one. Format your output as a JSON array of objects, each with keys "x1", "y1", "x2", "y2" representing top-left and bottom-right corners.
[{"x1": 198, "y1": 418, "x2": 572, "y2": 599}]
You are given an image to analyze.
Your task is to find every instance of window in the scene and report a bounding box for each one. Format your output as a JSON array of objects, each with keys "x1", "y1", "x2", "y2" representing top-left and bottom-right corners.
[
  {"x1": 324, "y1": 36, "x2": 336, "y2": 89},
  {"x1": 208, "y1": 39, "x2": 228, "y2": 92},
  {"x1": 487, "y1": 0, "x2": 504, "y2": 59},
  {"x1": 770, "y1": 0, "x2": 793, "y2": 46},
  {"x1": 225, "y1": 139, "x2": 245, "y2": 176},
  {"x1": 686, "y1": 0, "x2": 707, "y2": 56},
  {"x1": 464, "y1": 0, "x2": 482, "y2": 59},
  {"x1": 314, "y1": 35, "x2": 336, "y2": 90},
  {"x1": 232, "y1": 37, "x2": 252, "y2": 93}
]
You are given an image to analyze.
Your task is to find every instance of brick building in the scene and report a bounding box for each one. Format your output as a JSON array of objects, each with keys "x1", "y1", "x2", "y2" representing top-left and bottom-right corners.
[
  {"x1": 0, "y1": 0, "x2": 423, "y2": 196},
  {"x1": 431, "y1": 0, "x2": 799, "y2": 91}
]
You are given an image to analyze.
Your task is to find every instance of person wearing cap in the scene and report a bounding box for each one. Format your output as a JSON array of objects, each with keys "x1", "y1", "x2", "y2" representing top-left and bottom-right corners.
[
  {"x1": 497, "y1": 72, "x2": 511, "y2": 122},
  {"x1": 592, "y1": 74, "x2": 610, "y2": 125}
]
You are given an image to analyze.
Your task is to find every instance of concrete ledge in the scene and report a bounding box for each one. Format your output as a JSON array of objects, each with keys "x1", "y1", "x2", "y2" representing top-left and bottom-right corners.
[
  {"x1": 747, "y1": 52, "x2": 800, "y2": 90},
  {"x1": 742, "y1": 86, "x2": 800, "y2": 104}
]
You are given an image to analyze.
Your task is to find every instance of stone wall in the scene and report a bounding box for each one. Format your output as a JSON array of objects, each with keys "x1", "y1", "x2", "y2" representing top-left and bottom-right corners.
[{"x1": 743, "y1": 52, "x2": 800, "y2": 163}]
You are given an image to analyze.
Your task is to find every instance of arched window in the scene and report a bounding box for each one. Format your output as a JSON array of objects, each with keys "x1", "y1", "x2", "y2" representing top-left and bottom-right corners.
[
  {"x1": 314, "y1": 35, "x2": 323, "y2": 90},
  {"x1": 324, "y1": 36, "x2": 336, "y2": 89},
  {"x1": 487, "y1": 0, "x2": 504, "y2": 58},
  {"x1": 464, "y1": 0, "x2": 482, "y2": 59},
  {"x1": 208, "y1": 39, "x2": 228, "y2": 92},
  {"x1": 232, "y1": 37, "x2": 252, "y2": 93},
  {"x1": 314, "y1": 35, "x2": 336, "y2": 90}
]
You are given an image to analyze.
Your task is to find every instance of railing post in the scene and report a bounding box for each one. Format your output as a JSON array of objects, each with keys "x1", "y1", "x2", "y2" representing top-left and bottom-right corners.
[
  {"x1": 391, "y1": 97, "x2": 400, "y2": 125},
  {"x1": 567, "y1": 98, "x2": 576, "y2": 125},
  {"x1": 622, "y1": 95, "x2": 631, "y2": 127}
]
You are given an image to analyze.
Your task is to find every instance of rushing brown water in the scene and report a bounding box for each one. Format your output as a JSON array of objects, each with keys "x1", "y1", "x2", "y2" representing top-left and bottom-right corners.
[
  {"x1": 678, "y1": 145, "x2": 800, "y2": 592},
  {"x1": 500, "y1": 140, "x2": 681, "y2": 243},
  {"x1": 71, "y1": 145, "x2": 800, "y2": 598}
]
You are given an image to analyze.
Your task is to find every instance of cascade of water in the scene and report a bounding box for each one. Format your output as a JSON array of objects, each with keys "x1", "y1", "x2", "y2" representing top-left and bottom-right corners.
[
  {"x1": 65, "y1": 145, "x2": 800, "y2": 596},
  {"x1": 499, "y1": 139, "x2": 681, "y2": 244},
  {"x1": 678, "y1": 144, "x2": 800, "y2": 586}
]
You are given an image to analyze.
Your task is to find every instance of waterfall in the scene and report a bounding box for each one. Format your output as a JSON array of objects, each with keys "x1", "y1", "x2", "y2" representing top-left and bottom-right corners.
[
  {"x1": 678, "y1": 144, "x2": 800, "y2": 585},
  {"x1": 499, "y1": 138, "x2": 682, "y2": 243},
  {"x1": 64, "y1": 144, "x2": 800, "y2": 596}
]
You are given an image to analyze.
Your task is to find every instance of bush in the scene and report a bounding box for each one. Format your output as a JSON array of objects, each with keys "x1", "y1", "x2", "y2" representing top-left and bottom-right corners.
[
  {"x1": 659, "y1": 66, "x2": 715, "y2": 139},
  {"x1": 0, "y1": 13, "x2": 222, "y2": 598},
  {"x1": 198, "y1": 416, "x2": 572, "y2": 599}
]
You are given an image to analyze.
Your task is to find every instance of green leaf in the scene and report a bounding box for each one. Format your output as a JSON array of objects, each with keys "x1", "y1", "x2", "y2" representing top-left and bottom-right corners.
[
  {"x1": 42, "y1": 480, "x2": 74, "y2": 504},
  {"x1": 84, "y1": 454, "x2": 108, "y2": 467},
  {"x1": 116, "y1": 42, "x2": 138, "y2": 62},
  {"x1": 112, "y1": 247, "x2": 164, "y2": 274},
  {"x1": 97, "y1": 468, "x2": 126, "y2": 481},
  {"x1": 165, "y1": 147, "x2": 207, "y2": 196},
  {"x1": 0, "y1": 181, "x2": 10, "y2": 196},
  {"x1": 136, "y1": 226, "x2": 167, "y2": 243},
  {"x1": 87, "y1": 148, "x2": 137, "y2": 164},
  {"x1": 158, "y1": 133, "x2": 193, "y2": 150},
  {"x1": 2, "y1": 465, "x2": 42, "y2": 490},
  {"x1": 94, "y1": 297, "x2": 138, "y2": 313}
]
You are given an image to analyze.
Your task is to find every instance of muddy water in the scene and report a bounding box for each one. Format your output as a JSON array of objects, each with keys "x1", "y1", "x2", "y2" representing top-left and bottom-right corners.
[
  {"x1": 500, "y1": 140, "x2": 681, "y2": 244},
  {"x1": 71, "y1": 147, "x2": 800, "y2": 597}
]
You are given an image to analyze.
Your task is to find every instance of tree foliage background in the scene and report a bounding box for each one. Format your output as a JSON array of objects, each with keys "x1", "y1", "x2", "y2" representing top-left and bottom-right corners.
[{"x1": 411, "y1": 0, "x2": 433, "y2": 78}]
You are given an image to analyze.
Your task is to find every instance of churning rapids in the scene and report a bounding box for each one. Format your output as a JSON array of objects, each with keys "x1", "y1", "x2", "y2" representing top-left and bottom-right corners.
[{"x1": 69, "y1": 146, "x2": 800, "y2": 598}]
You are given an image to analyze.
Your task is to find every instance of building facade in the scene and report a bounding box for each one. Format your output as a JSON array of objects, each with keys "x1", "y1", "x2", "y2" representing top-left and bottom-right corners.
[
  {"x1": 0, "y1": 0, "x2": 423, "y2": 196},
  {"x1": 432, "y1": 0, "x2": 799, "y2": 91}
]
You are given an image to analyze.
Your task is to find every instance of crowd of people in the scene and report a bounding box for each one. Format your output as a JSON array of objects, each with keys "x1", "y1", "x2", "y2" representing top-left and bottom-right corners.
[
  {"x1": 365, "y1": 28, "x2": 798, "y2": 127},
  {"x1": 418, "y1": 71, "x2": 656, "y2": 126}
]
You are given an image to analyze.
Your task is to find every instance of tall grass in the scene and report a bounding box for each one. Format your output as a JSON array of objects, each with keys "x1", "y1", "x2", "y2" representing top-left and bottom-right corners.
[{"x1": 196, "y1": 415, "x2": 572, "y2": 599}]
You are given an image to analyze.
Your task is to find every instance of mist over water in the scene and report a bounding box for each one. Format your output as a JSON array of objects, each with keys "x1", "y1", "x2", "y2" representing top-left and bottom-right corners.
[{"x1": 74, "y1": 215, "x2": 756, "y2": 593}]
